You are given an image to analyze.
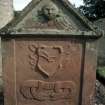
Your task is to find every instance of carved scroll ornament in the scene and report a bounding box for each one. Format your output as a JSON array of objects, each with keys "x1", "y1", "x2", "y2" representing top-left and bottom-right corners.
[{"x1": 20, "y1": 80, "x2": 76, "y2": 101}]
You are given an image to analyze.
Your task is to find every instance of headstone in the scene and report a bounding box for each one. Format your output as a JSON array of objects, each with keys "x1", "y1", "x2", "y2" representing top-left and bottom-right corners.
[{"x1": 0, "y1": 0, "x2": 102, "y2": 105}]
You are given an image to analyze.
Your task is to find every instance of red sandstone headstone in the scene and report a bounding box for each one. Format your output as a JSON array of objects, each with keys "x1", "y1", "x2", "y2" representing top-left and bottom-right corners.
[
  {"x1": 2, "y1": 37, "x2": 98, "y2": 105},
  {"x1": 0, "y1": 0, "x2": 102, "y2": 105}
]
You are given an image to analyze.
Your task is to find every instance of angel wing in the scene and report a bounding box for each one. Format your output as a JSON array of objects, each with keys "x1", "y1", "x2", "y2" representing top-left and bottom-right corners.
[{"x1": 55, "y1": 16, "x2": 75, "y2": 31}]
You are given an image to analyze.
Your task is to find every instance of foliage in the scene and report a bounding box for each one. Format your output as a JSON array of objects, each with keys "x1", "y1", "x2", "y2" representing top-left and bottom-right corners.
[
  {"x1": 97, "y1": 67, "x2": 105, "y2": 79},
  {"x1": 79, "y1": 0, "x2": 105, "y2": 21}
]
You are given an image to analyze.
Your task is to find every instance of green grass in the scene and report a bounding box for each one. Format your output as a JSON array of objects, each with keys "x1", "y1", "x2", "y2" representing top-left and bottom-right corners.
[{"x1": 97, "y1": 67, "x2": 105, "y2": 78}]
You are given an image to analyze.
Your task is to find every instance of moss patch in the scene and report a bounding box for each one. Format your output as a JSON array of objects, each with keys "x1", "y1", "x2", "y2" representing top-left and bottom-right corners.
[{"x1": 97, "y1": 67, "x2": 105, "y2": 79}]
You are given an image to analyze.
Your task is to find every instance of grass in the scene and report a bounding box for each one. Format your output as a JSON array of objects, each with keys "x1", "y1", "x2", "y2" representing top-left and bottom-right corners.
[{"x1": 97, "y1": 67, "x2": 105, "y2": 79}]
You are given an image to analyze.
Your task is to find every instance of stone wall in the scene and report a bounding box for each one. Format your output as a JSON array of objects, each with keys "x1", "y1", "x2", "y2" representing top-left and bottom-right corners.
[
  {"x1": 0, "y1": 0, "x2": 14, "y2": 92},
  {"x1": 94, "y1": 19, "x2": 105, "y2": 66},
  {"x1": 0, "y1": 0, "x2": 13, "y2": 29}
]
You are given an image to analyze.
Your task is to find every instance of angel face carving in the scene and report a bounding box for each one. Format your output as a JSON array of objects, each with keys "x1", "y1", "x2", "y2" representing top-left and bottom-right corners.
[{"x1": 42, "y1": 3, "x2": 59, "y2": 20}]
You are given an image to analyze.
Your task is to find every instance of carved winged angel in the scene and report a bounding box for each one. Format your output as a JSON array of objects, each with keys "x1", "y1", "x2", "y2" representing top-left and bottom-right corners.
[{"x1": 41, "y1": 3, "x2": 75, "y2": 31}]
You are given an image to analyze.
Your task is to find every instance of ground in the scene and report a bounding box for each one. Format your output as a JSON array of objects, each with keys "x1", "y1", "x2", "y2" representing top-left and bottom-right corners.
[{"x1": 95, "y1": 80, "x2": 105, "y2": 105}]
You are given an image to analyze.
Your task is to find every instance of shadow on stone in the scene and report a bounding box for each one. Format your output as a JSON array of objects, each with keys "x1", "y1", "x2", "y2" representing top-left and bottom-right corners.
[{"x1": 0, "y1": 92, "x2": 3, "y2": 105}]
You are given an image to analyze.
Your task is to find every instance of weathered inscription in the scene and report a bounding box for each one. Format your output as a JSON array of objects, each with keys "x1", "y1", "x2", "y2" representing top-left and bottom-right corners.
[{"x1": 20, "y1": 80, "x2": 76, "y2": 101}]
